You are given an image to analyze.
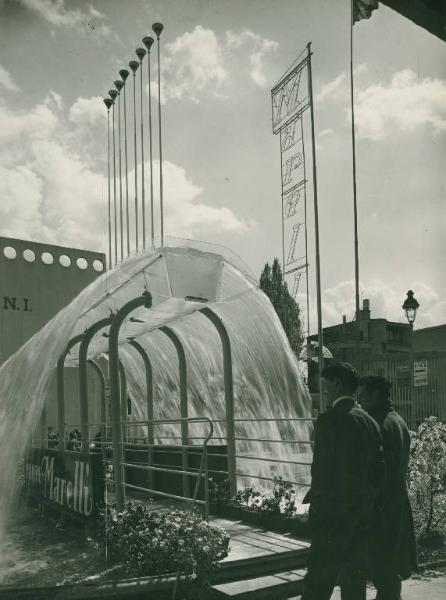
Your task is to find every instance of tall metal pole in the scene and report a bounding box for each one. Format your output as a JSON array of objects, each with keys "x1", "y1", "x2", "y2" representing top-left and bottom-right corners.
[
  {"x1": 103, "y1": 98, "x2": 113, "y2": 270},
  {"x1": 350, "y1": 0, "x2": 361, "y2": 365},
  {"x1": 115, "y1": 80, "x2": 124, "y2": 262},
  {"x1": 306, "y1": 43, "x2": 324, "y2": 411},
  {"x1": 143, "y1": 36, "x2": 155, "y2": 247},
  {"x1": 119, "y1": 70, "x2": 131, "y2": 257},
  {"x1": 152, "y1": 23, "x2": 164, "y2": 246},
  {"x1": 109, "y1": 90, "x2": 118, "y2": 266},
  {"x1": 129, "y1": 61, "x2": 140, "y2": 252},
  {"x1": 300, "y1": 116, "x2": 311, "y2": 337},
  {"x1": 136, "y1": 47, "x2": 147, "y2": 250}
]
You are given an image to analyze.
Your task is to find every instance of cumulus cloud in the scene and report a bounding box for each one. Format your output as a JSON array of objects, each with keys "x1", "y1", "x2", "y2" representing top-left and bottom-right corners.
[
  {"x1": 226, "y1": 29, "x2": 279, "y2": 88},
  {"x1": 318, "y1": 128, "x2": 334, "y2": 138},
  {"x1": 316, "y1": 72, "x2": 346, "y2": 103},
  {"x1": 153, "y1": 25, "x2": 279, "y2": 103},
  {"x1": 19, "y1": 0, "x2": 115, "y2": 39},
  {"x1": 313, "y1": 278, "x2": 446, "y2": 330},
  {"x1": 354, "y1": 69, "x2": 446, "y2": 140},
  {"x1": 0, "y1": 64, "x2": 19, "y2": 92},
  {"x1": 0, "y1": 92, "x2": 249, "y2": 251},
  {"x1": 158, "y1": 25, "x2": 228, "y2": 103}
]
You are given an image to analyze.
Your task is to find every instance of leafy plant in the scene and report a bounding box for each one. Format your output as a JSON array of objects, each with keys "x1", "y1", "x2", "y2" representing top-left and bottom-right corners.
[
  {"x1": 234, "y1": 477, "x2": 296, "y2": 517},
  {"x1": 408, "y1": 417, "x2": 446, "y2": 544},
  {"x1": 98, "y1": 503, "x2": 230, "y2": 580},
  {"x1": 208, "y1": 477, "x2": 231, "y2": 505}
]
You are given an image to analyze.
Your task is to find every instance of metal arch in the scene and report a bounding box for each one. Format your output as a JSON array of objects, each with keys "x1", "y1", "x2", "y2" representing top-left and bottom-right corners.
[
  {"x1": 109, "y1": 290, "x2": 152, "y2": 508},
  {"x1": 56, "y1": 333, "x2": 85, "y2": 451},
  {"x1": 119, "y1": 360, "x2": 127, "y2": 442},
  {"x1": 159, "y1": 326, "x2": 190, "y2": 498},
  {"x1": 128, "y1": 339, "x2": 155, "y2": 490},
  {"x1": 79, "y1": 317, "x2": 112, "y2": 455},
  {"x1": 200, "y1": 307, "x2": 237, "y2": 496},
  {"x1": 87, "y1": 359, "x2": 106, "y2": 450}
]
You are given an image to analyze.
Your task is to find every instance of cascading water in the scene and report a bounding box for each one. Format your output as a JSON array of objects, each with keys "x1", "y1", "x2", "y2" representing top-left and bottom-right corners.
[{"x1": 0, "y1": 239, "x2": 313, "y2": 556}]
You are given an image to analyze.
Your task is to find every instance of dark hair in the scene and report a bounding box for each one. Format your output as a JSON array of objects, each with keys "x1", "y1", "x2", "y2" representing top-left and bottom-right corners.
[
  {"x1": 321, "y1": 361, "x2": 359, "y2": 394},
  {"x1": 358, "y1": 375, "x2": 391, "y2": 399}
]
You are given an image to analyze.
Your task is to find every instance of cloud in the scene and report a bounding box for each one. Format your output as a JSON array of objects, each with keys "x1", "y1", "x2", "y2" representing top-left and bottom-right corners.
[
  {"x1": 316, "y1": 72, "x2": 346, "y2": 103},
  {"x1": 19, "y1": 0, "x2": 115, "y2": 39},
  {"x1": 314, "y1": 278, "x2": 446, "y2": 330},
  {"x1": 0, "y1": 64, "x2": 19, "y2": 92},
  {"x1": 153, "y1": 26, "x2": 279, "y2": 103},
  {"x1": 0, "y1": 92, "x2": 250, "y2": 251},
  {"x1": 226, "y1": 29, "x2": 279, "y2": 88},
  {"x1": 318, "y1": 128, "x2": 334, "y2": 138},
  {"x1": 159, "y1": 25, "x2": 228, "y2": 103},
  {"x1": 354, "y1": 69, "x2": 446, "y2": 140}
]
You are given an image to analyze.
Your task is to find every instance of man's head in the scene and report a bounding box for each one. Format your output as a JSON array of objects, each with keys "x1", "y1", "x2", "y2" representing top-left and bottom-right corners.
[
  {"x1": 358, "y1": 375, "x2": 391, "y2": 413},
  {"x1": 321, "y1": 361, "x2": 359, "y2": 406}
]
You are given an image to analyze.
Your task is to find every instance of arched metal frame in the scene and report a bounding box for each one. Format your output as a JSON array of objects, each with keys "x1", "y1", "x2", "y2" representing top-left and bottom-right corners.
[
  {"x1": 87, "y1": 359, "x2": 106, "y2": 454},
  {"x1": 200, "y1": 307, "x2": 236, "y2": 496},
  {"x1": 57, "y1": 333, "x2": 85, "y2": 451},
  {"x1": 159, "y1": 326, "x2": 190, "y2": 498},
  {"x1": 128, "y1": 339, "x2": 154, "y2": 490},
  {"x1": 55, "y1": 292, "x2": 237, "y2": 509},
  {"x1": 108, "y1": 290, "x2": 152, "y2": 507},
  {"x1": 79, "y1": 317, "x2": 112, "y2": 454},
  {"x1": 119, "y1": 361, "x2": 127, "y2": 441}
]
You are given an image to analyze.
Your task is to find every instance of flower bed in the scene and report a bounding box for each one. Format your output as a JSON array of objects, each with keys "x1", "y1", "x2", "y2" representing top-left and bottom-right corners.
[{"x1": 98, "y1": 503, "x2": 230, "y2": 581}]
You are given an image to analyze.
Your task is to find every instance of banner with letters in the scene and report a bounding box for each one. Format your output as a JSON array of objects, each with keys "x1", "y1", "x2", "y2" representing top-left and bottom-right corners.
[
  {"x1": 24, "y1": 449, "x2": 104, "y2": 519},
  {"x1": 271, "y1": 54, "x2": 310, "y2": 322}
]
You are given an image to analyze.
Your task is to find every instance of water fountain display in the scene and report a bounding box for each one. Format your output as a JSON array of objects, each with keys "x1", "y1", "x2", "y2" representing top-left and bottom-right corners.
[{"x1": 0, "y1": 238, "x2": 312, "y2": 587}]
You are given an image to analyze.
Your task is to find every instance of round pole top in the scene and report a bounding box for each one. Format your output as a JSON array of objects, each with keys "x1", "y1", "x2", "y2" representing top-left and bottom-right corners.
[
  {"x1": 143, "y1": 36, "x2": 155, "y2": 51},
  {"x1": 152, "y1": 22, "x2": 164, "y2": 38},
  {"x1": 119, "y1": 69, "x2": 129, "y2": 82},
  {"x1": 109, "y1": 89, "x2": 118, "y2": 100},
  {"x1": 136, "y1": 47, "x2": 146, "y2": 61},
  {"x1": 103, "y1": 98, "x2": 113, "y2": 110},
  {"x1": 114, "y1": 80, "x2": 124, "y2": 92},
  {"x1": 129, "y1": 60, "x2": 139, "y2": 73}
]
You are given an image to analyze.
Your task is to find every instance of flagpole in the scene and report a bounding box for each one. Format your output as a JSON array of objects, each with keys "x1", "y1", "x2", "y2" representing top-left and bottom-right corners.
[
  {"x1": 306, "y1": 42, "x2": 324, "y2": 411},
  {"x1": 350, "y1": 0, "x2": 361, "y2": 364}
]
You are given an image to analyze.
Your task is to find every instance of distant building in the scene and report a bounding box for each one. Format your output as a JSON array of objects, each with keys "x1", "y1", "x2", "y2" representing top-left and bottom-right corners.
[
  {"x1": 307, "y1": 299, "x2": 412, "y2": 389},
  {"x1": 306, "y1": 299, "x2": 446, "y2": 428},
  {"x1": 413, "y1": 324, "x2": 446, "y2": 353}
]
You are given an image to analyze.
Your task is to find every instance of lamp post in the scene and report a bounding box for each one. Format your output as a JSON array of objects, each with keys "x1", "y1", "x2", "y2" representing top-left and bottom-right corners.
[
  {"x1": 402, "y1": 290, "x2": 419, "y2": 429},
  {"x1": 402, "y1": 290, "x2": 420, "y2": 328}
]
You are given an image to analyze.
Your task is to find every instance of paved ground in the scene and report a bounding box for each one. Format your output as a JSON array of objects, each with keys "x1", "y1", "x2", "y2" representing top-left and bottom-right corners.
[{"x1": 289, "y1": 567, "x2": 446, "y2": 599}]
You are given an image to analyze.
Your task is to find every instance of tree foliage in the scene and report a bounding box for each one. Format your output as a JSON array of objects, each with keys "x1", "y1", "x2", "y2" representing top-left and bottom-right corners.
[
  {"x1": 260, "y1": 258, "x2": 304, "y2": 356},
  {"x1": 408, "y1": 417, "x2": 446, "y2": 543}
]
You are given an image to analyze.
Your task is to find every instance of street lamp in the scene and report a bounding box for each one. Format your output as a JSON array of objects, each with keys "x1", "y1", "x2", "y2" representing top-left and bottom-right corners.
[{"x1": 402, "y1": 290, "x2": 420, "y2": 326}]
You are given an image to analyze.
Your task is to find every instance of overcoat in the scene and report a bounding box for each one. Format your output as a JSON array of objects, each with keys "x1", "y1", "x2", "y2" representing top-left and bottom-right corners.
[
  {"x1": 303, "y1": 397, "x2": 385, "y2": 525},
  {"x1": 368, "y1": 407, "x2": 418, "y2": 579}
]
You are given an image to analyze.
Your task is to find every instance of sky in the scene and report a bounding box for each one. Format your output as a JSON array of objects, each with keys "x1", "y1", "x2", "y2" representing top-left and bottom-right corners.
[{"x1": 0, "y1": 0, "x2": 445, "y2": 332}]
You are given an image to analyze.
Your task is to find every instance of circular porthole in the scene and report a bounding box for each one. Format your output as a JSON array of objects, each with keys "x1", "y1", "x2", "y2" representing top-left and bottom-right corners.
[
  {"x1": 59, "y1": 255, "x2": 71, "y2": 267},
  {"x1": 23, "y1": 249, "x2": 36, "y2": 262},
  {"x1": 76, "y1": 257, "x2": 88, "y2": 270},
  {"x1": 93, "y1": 259, "x2": 104, "y2": 272},
  {"x1": 3, "y1": 246, "x2": 17, "y2": 259},
  {"x1": 41, "y1": 252, "x2": 54, "y2": 265}
]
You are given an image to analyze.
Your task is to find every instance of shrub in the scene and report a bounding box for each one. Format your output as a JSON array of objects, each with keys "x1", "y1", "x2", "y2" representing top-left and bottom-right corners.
[
  {"x1": 408, "y1": 417, "x2": 446, "y2": 543},
  {"x1": 98, "y1": 503, "x2": 229, "y2": 580}
]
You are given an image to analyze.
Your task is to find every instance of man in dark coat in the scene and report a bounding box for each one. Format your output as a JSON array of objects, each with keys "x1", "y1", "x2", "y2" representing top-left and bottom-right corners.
[
  {"x1": 302, "y1": 362, "x2": 385, "y2": 600},
  {"x1": 358, "y1": 375, "x2": 417, "y2": 600}
]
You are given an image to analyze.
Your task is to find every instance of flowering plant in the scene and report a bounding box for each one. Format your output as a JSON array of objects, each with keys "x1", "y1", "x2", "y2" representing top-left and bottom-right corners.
[
  {"x1": 408, "y1": 417, "x2": 446, "y2": 544},
  {"x1": 234, "y1": 476, "x2": 296, "y2": 516},
  {"x1": 98, "y1": 503, "x2": 230, "y2": 579}
]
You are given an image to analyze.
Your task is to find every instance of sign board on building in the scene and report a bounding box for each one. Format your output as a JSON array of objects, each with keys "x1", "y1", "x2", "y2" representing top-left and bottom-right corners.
[
  {"x1": 414, "y1": 360, "x2": 428, "y2": 387},
  {"x1": 396, "y1": 364, "x2": 411, "y2": 387},
  {"x1": 24, "y1": 449, "x2": 103, "y2": 518}
]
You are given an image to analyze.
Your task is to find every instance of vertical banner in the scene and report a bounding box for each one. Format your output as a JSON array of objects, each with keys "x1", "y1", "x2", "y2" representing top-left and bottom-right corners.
[{"x1": 271, "y1": 55, "x2": 310, "y2": 332}]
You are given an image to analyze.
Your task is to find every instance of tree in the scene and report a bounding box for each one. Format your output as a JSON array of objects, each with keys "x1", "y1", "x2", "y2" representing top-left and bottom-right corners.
[{"x1": 259, "y1": 258, "x2": 304, "y2": 356}]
